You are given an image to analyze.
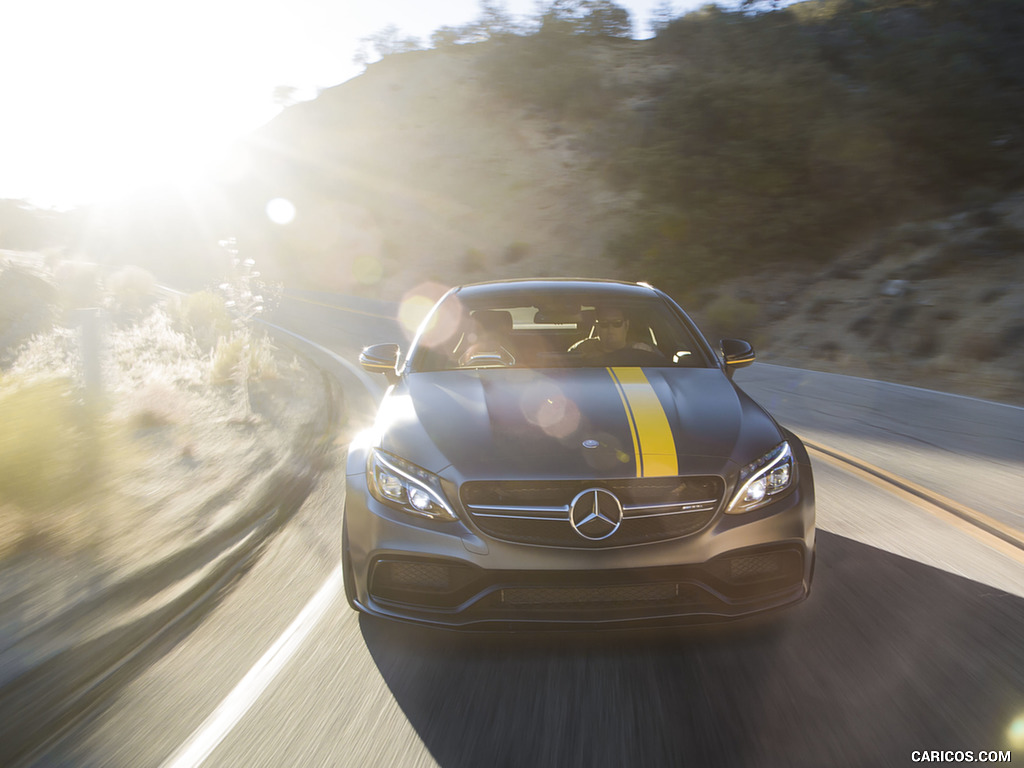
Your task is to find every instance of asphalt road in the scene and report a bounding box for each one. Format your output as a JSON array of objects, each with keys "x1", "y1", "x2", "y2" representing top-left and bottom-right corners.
[{"x1": 28, "y1": 294, "x2": 1024, "y2": 768}]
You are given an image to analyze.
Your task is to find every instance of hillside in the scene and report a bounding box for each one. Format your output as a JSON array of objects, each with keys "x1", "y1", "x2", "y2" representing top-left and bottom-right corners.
[
  {"x1": 704, "y1": 196, "x2": 1024, "y2": 405},
  {"x1": 228, "y1": 43, "x2": 629, "y2": 296},
  {"x1": 227, "y1": 0, "x2": 1024, "y2": 302}
]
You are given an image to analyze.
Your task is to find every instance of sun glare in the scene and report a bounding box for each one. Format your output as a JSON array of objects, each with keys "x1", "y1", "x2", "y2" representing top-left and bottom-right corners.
[{"x1": 0, "y1": 0, "x2": 297, "y2": 209}]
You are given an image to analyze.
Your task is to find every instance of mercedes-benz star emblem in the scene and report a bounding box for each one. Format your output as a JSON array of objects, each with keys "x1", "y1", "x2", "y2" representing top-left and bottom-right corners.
[{"x1": 569, "y1": 488, "x2": 623, "y2": 541}]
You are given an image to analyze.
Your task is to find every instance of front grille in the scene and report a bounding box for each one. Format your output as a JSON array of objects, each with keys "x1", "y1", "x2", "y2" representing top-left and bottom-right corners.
[{"x1": 460, "y1": 476, "x2": 723, "y2": 548}]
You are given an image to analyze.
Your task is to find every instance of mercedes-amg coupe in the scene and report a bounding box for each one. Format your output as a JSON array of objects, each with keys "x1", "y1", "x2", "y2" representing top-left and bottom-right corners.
[{"x1": 343, "y1": 279, "x2": 815, "y2": 628}]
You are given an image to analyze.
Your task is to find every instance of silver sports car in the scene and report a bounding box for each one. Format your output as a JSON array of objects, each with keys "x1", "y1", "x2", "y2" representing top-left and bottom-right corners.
[{"x1": 343, "y1": 279, "x2": 815, "y2": 628}]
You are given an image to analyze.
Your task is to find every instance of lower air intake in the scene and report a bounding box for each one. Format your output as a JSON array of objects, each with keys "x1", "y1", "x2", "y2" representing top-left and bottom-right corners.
[{"x1": 501, "y1": 583, "x2": 678, "y2": 606}]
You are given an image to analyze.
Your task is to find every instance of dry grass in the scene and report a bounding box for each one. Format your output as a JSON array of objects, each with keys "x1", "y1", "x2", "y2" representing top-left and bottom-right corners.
[
  {"x1": 0, "y1": 376, "x2": 142, "y2": 557},
  {"x1": 211, "y1": 333, "x2": 279, "y2": 387},
  {"x1": 167, "y1": 290, "x2": 232, "y2": 352},
  {"x1": 1, "y1": 287, "x2": 212, "y2": 558},
  {"x1": 0, "y1": 256, "x2": 302, "y2": 564}
]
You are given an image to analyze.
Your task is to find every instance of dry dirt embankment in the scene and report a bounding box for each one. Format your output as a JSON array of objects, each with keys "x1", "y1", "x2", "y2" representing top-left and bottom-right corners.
[{"x1": 694, "y1": 196, "x2": 1024, "y2": 407}]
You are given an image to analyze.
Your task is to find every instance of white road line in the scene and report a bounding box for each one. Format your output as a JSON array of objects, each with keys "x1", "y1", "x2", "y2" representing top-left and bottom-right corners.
[{"x1": 161, "y1": 565, "x2": 344, "y2": 768}]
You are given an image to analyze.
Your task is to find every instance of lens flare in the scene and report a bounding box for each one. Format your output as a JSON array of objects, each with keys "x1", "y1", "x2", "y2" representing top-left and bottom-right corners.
[
  {"x1": 1009, "y1": 714, "x2": 1024, "y2": 748},
  {"x1": 398, "y1": 296, "x2": 436, "y2": 337},
  {"x1": 520, "y1": 379, "x2": 580, "y2": 439},
  {"x1": 352, "y1": 254, "x2": 383, "y2": 285},
  {"x1": 266, "y1": 197, "x2": 296, "y2": 225},
  {"x1": 399, "y1": 283, "x2": 459, "y2": 347}
]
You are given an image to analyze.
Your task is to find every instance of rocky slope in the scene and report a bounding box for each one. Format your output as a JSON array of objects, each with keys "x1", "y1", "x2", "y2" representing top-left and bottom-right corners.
[{"x1": 696, "y1": 196, "x2": 1024, "y2": 405}]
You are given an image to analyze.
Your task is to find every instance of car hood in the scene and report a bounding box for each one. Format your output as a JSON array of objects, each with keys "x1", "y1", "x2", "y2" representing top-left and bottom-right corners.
[{"x1": 376, "y1": 367, "x2": 783, "y2": 480}]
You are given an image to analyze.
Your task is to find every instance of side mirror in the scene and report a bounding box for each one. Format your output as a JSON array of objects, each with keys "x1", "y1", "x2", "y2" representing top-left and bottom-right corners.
[
  {"x1": 359, "y1": 343, "x2": 401, "y2": 384},
  {"x1": 720, "y1": 338, "x2": 755, "y2": 377}
]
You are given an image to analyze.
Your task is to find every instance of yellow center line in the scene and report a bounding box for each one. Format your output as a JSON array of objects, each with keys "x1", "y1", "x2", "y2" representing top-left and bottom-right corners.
[
  {"x1": 805, "y1": 441, "x2": 1024, "y2": 565},
  {"x1": 284, "y1": 294, "x2": 394, "y2": 320}
]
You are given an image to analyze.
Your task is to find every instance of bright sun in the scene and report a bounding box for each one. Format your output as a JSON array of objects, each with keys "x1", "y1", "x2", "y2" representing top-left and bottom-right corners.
[{"x1": 0, "y1": 0, "x2": 307, "y2": 209}]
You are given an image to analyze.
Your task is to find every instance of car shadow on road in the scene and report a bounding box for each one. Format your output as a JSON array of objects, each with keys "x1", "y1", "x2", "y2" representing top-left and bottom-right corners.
[{"x1": 360, "y1": 531, "x2": 1024, "y2": 768}]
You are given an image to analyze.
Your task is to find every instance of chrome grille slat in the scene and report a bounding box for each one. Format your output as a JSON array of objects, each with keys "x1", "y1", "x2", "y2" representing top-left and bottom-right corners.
[
  {"x1": 623, "y1": 506, "x2": 717, "y2": 520},
  {"x1": 623, "y1": 498, "x2": 718, "y2": 511},
  {"x1": 466, "y1": 504, "x2": 569, "y2": 513},
  {"x1": 470, "y1": 512, "x2": 566, "y2": 521},
  {"x1": 461, "y1": 477, "x2": 723, "y2": 548}
]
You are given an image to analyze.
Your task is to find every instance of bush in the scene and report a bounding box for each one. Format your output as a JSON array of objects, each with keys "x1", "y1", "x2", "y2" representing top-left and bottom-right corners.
[
  {"x1": 170, "y1": 290, "x2": 232, "y2": 352},
  {"x1": 211, "y1": 333, "x2": 278, "y2": 386},
  {"x1": 0, "y1": 263, "x2": 57, "y2": 363},
  {"x1": 955, "y1": 331, "x2": 998, "y2": 362},
  {"x1": 503, "y1": 241, "x2": 530, "y2": 264}
]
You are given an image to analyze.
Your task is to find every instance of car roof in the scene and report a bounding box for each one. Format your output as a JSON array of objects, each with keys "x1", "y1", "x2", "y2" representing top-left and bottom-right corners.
[{"x1": 451, "y1": 278, "x2": 662, "y2": 304}]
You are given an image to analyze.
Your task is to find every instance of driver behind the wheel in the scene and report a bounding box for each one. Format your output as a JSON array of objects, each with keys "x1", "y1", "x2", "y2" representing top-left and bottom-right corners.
[{"x1": 577, "y1": 306, "x2": 656, "y2": 357}]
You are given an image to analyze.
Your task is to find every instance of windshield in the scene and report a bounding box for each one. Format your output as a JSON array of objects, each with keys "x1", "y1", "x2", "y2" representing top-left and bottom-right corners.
[{"x1": 409, "y1": 291, "x2": 713, "y2": 371}]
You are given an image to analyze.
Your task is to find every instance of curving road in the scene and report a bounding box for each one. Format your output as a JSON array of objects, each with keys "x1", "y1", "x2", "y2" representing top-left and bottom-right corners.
[{"x1": 27, "y1": 293, "x2": 1024, "y2": 768}]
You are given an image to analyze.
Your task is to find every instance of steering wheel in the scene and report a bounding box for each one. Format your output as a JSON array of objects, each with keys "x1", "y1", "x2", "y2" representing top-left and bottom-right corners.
[{"x1": 459, "y1": 345, "x2": 516, "y2": 367}]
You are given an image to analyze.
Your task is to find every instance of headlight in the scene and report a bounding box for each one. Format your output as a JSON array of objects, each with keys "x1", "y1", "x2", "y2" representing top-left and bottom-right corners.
[
  {"x1": 726, "y1": 442, "x2": 795, "y2": 514},
  {"x1": 367, "y1": 449, "x2": 457, "y2": 522}
]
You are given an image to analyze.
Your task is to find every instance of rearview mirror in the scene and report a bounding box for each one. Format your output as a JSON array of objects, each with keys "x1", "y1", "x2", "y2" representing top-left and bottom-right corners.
[
  {"x1": 360, "y1": 343, "x2": 401, "y2": 384},
  {"x1": 720, "y1": 338, "x2": 755, "y2": 377}
]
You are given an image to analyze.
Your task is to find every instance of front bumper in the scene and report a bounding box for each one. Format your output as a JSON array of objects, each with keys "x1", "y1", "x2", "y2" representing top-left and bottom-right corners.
[{"x1": 343, "y1": 463, "x2": 815, "y2": 629}]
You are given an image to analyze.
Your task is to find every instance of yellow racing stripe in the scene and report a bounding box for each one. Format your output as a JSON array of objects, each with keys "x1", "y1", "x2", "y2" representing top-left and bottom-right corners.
[{"x1": 607, "y1": 367, "x2": 678, "y2": 477}]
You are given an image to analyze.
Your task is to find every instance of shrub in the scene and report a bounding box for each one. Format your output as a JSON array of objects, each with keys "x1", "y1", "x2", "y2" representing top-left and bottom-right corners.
[
  {"x1": 849, "y1": 313, "x2": 874, "y2": 337},
  {"x1": 806, "y1": 297, "x2": 839, "y2": 321},
  {"x1": 909, "y1": 324, "x2": 940, "y2": 358},
  {"x1": 503, "y1": 241, "x2": 530, "y2": 264},
  {"x1": 955, "y1": 331, "x2": 998, "y2": 362},
  {"x1": 817, "y1": 340, "x2": 841, "y2": 362},
  {"x1": 0, "y1": 262, "x2": 57, "y2": 362},
  {"x1": 0, "y1": 379, "x2": 114, "y2": 512},
  {"x1": 211, "y1": 333, "x2": 278, "y2": 386},
  {"x1": 170, "y1": 290, "x2": 232, "y2": 352}
]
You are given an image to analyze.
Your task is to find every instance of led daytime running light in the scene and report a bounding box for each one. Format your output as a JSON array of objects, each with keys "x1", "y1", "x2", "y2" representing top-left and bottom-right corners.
[
  {"x1": 369, "y1": 450, "x2": 456, "y2": 521},
  {"x1": 726, "y1": 442, "x2": 794, "y2": 513}
]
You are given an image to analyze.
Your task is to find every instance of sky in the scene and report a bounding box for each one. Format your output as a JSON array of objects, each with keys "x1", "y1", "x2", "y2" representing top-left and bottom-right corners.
[{"x1": 0, "y1": 0, "x2": 717, "y2": 210}]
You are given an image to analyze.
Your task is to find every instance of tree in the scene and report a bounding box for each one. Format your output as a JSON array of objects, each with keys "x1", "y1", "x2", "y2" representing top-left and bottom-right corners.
[
  {"x1": 430, "y1": 25, "x2": 468, "y2": 48},
  {"x1": 579, "y1": 0, "x2": 632, "y2": 37},
  {"x1": 477, "y1": 0, "x2": 517, "y2": 37},
  {"x1": 537, "y1": 0, "x2": 632, "y2": 38},
  {"x1": 353, "y1": 25, "x2": 425, "y2": 67},
  {"x1": 649, "y1": 1, "x2": 677, "y2": 35},
  {"x1": 272, "y1": 86, "x2": 299, "y2": 108}
]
